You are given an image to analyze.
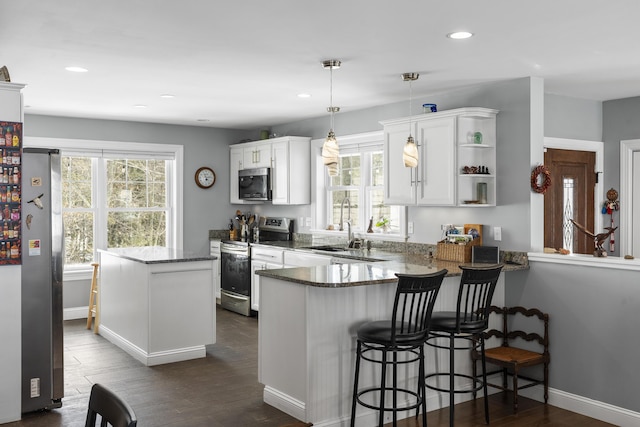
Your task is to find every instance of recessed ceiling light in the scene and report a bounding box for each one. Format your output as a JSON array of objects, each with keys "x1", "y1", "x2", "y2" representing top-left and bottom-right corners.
[
  {"x1": 133, "y1": 104, "x2": 148, "y2": 109},
  {"x1": 297, "y1": 93, "x2": 312, "y2": 98},
  {"x1": 65, "y1": 66, "x2": 88, "y2": 73},
  {"x1": 197, "y1": 119, "x2": 210, "y2": 122},
  {"x1": 447, "y1": 31, "x2": 473, "y2": 40},
  {"x1": 160, "y1": 94, "x2": 175, "y2": 98}
]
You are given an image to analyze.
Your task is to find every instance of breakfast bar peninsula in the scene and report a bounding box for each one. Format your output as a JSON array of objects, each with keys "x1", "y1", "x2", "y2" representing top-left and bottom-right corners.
[
  {"x1": 98, "y1": 247, "x2": 217, "y2": 366},
  {"x1": 257, "y1": 257, "x2": 527, "y2": 427}
]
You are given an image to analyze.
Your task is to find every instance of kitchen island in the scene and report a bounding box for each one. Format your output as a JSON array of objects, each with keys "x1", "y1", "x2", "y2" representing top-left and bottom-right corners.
[
  {"x1": 98, "y1": 247, "x2": 217, "y2": 366},
  {"x1": 257, "y1": 259, "x2": 526, "y2": 427}
]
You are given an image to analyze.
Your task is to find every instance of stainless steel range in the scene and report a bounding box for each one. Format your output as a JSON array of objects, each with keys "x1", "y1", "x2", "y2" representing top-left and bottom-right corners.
[{"x1": 220, "y1": 217, "x2": 293, "y2": 316}]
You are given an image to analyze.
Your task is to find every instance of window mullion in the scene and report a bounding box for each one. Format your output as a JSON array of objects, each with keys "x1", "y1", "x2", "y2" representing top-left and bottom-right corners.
[{"x1": 95, "y1": 158, "x2": 107, "y2": 253}]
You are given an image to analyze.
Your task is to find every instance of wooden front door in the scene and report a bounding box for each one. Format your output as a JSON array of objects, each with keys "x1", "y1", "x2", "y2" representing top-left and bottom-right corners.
[{"x1": 543, "y1": 148, "x2": 596, "y2": 254}]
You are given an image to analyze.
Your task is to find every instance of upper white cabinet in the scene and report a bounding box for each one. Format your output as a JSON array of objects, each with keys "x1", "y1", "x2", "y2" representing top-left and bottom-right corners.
[
  {"x1": 271, "y1": 137, "x2": 311, "y2": 205},
  {"x1": 243, "y1": 143, "x2": 272, "y2": 168},
  {"x1": 229, "y1": 146, "x2": 244, "y2": 204},
  {"x1": 381, "y1": 107, "x2": 498, "y2": 207},
  {"x1": 229, "y1": 136, "x2": 311, "y2": 205},
  {"x1": 455, "y1": 109, "x2": 498, "y2": 206}
]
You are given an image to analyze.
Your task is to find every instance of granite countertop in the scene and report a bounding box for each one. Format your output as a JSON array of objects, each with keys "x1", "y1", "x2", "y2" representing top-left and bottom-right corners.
[
  {"x1": 255, "y1": 243, "x2": 528, "y2": 288},
  {"x1": 99, "y1": 246, "x2": 216, "y2": 264}
]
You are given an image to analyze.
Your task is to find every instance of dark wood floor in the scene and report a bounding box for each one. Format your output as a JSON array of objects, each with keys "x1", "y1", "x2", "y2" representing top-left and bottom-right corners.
[{"x1": 7, "y1": 306, "x2": 614, "y2": 427}]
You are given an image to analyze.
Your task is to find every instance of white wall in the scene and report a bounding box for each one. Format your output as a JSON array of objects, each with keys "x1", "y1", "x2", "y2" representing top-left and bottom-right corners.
[
  {"x1": 0, "y1": 82, "x2": 24, "y2": 423},
  {"x1": 0, "y1": 266, "x2": 21, "y2": 423}
]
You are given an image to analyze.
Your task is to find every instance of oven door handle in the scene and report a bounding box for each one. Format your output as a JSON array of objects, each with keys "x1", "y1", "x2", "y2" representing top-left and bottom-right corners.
[
  {"x1": 222, "y1": 291, "x2": 248, "y2": 301},
  {"x1": 221, "y1": 245, "x2": 250, "y2": 255}
]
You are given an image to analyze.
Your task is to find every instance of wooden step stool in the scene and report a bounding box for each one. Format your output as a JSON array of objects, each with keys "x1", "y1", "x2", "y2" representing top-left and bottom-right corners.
[{"x1": 86, "y1": 262, "x2": 100, "y2": 334}]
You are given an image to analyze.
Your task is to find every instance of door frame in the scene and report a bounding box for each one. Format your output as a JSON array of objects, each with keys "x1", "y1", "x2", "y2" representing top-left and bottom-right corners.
[
  {"x1": 620, "y1": 139, "x2": 640, "y2": 256},
  {"x1": 531, "y1": 137, "x2": 603, "y2": 252}
]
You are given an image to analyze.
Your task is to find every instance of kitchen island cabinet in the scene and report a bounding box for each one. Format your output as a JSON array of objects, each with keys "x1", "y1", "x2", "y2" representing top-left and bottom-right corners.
[
  {"x1": 98, "y1": 247, "x2": 217, "y2": 366},
  {"x1": 257, "y1": 261, "x2": 519, "y2": 426}
]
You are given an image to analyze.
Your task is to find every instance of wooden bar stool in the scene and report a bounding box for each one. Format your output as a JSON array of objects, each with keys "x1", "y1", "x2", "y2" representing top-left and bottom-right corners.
[{"x1": 86, "y1": 262, "x2": 100, "y2": 334}]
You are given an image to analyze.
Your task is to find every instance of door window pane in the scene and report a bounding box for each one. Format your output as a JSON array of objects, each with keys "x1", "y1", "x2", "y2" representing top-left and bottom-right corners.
[{"x1": 563, "y1": 177, "x2": 575, "y2": 252}]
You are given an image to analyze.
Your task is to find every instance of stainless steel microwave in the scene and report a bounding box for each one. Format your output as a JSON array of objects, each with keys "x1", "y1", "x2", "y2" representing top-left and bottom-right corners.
[{"x1": 239, "y1": 167, "x2": 271, "y2": 201}]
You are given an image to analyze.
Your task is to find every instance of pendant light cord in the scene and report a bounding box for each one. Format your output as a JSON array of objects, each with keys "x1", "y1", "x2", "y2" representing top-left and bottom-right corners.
[
  {"x1": 408, "y1": 78, "x2": 413, "y2": 138},
  {"x1": 330, "y1": 65, "x2": 335, "y2": 131}
]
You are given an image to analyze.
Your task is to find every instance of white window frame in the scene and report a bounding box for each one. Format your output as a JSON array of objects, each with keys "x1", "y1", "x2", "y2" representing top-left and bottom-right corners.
[
  {"x1": 311, "y1": 131, "x2": 407, "y2": 241},
  {"x1": 25, "y1": 137, "x2": 184, "y2": 279}
]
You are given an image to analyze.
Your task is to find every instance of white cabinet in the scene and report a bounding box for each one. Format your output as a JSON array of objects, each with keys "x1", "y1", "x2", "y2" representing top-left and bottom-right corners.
[
  {"x1": 229, "y1": 147, "x2": 244, "y2": 204},
  {"x1": 382, "y1": 115, "x2": 456, "y2": 206},
  {"x1": 210, "y1": 240, "x2": 222, "y2": 301},
  {"x1": 381, "y1": 107, "x2": 497, "y2": 207},
  {"x1": 455, "y1": 109, "x2": 498, "y2": 206},
  {"x1": 229, "y1": 143, "x2": 270, "y2": 204},
  {"x1": 229, "y1": 136, "x2": 311, "y2": 205},
  {"x1": 251, "y1": 246, "x2": 284, "y2": 312},
  {"x1": 283, "y1": 250, "x2": 332, "y2": 267},
  {"x1": 271, "y1": 137, "x2": 311, "y2": 205},
  {"x1": 243, "y1": 142, "x2": 272, "y2": 168}
]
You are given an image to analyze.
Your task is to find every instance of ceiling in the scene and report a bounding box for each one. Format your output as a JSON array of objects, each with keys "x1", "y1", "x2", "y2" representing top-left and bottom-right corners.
[{"x1": 4, "y1": 1, "x2": 640, "y2": 130}]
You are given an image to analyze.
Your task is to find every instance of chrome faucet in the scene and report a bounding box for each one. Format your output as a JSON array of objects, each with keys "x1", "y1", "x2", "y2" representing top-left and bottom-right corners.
[{"x1": 339, "y1": 197, "x2": 353, "y2": 246}]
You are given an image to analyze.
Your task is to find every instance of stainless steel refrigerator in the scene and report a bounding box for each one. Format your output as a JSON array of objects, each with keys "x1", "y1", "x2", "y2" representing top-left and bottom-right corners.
[{"x1": 21, "y1": 148, "x2": 64, "y2": 413}]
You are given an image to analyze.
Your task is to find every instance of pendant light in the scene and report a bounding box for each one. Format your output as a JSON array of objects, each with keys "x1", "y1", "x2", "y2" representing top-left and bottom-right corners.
[
  {"x1": 322, "y1": 59, "x2": 341, "y2": 177},
  {"x1": 402, "y1": 73, "x2": 419, "y2": 168}
]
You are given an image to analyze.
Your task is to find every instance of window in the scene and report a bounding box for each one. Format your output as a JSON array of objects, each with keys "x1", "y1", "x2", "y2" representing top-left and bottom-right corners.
[
  {"x1": 105, "y1": 158, "x2": 168, "y2": 248},
  {"x1": 27, "y1": 137, "x2": 183, "y2": 274},
  {"x1": 62, "y1": 156, "x2": 96, "y2": 265},
  {"x1": 314, "y1": 132, "x2": 405, "y2": 238}
]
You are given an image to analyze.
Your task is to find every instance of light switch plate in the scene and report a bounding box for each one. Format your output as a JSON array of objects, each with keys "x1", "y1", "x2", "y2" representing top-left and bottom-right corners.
[{"x1": 493, "y1": 226, "x2": 502, "y2": 241}]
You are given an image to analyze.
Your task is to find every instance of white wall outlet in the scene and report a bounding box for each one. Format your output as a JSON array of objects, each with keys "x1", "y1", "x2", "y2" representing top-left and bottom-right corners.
[
  {"x1": 305, "y1": 217, "x2": 312, "y2": 227},
  {"x1": 299, "y1": 217, "x2": 304, "y2": 229},
  {"x1": 408, "y1": 222, "x2": 414, "y2": 234},
  {"x1": 30, "y1": 378, "x2": 40, "y2": 398},
  {"x1": 493, "y1": 226, "x2": 502, "y2": 241}
]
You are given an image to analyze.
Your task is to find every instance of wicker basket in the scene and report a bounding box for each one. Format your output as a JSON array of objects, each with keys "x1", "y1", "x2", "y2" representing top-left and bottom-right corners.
[{"x1": 436, "y1": 239, "x2": 480, "y2": 263}]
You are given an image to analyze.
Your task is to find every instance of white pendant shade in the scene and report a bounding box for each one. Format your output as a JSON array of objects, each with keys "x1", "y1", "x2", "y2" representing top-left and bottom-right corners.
[
  {"x1": 322, "y1": 130, "x2": 339, "y2": 176},
  {"x1": 322, "y1": 60, "x2": 341, "y2": 177},
  {"x1": 401, "y1": 73, "x2": 419, "y2": 168},
  {"x1": 403, "y1": 136, "x2": 418, "y2": 168}
]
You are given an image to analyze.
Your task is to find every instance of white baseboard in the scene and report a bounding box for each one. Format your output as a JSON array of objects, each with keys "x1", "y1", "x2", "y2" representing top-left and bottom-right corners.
[
  {"x1": 518, "y1": 386, "x2": 640, "y2": 427},
  {"x1": 64, "y1": 306, "x2": 89, "y2": 321},
  {"x1": 98, "y1": 325, "x2": 206, "y2": 366},
  {"x1": 263, "y1": 386, "x2": 306, "y2": 423}
]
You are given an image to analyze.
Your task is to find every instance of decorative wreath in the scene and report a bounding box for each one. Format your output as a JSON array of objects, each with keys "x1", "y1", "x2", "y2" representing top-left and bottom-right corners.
[{"x1": 530, "y1": 164, "x2": 552, "y2": 194}]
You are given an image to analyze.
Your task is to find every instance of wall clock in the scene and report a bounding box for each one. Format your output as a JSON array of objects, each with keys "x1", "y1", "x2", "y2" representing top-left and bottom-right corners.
[{"x1": 195, "y1": 166, "x2": 216, "y2": 189}]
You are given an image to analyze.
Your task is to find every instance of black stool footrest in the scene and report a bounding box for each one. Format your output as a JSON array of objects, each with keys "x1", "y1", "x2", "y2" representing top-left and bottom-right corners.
[
  {"x1": 425, "y1": 372, "x2": 484, "y2": 394},
  {"x1": 355, "y1": 387, "x2": 423, "y2": 413}
]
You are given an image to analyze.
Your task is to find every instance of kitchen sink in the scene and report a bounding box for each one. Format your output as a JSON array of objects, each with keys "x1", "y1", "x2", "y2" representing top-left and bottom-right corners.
[{"x1": 301, "y1": 245, "x2": 349, "y2": 252}]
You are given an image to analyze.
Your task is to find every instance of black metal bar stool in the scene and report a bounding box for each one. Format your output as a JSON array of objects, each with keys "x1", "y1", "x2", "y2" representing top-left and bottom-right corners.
[
  {"x1": 350, "y1": 269, "x2": 447, "y2": 427},
  {"x1": 425, "y1": 264, "x2": 503, "y2": 427}
]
